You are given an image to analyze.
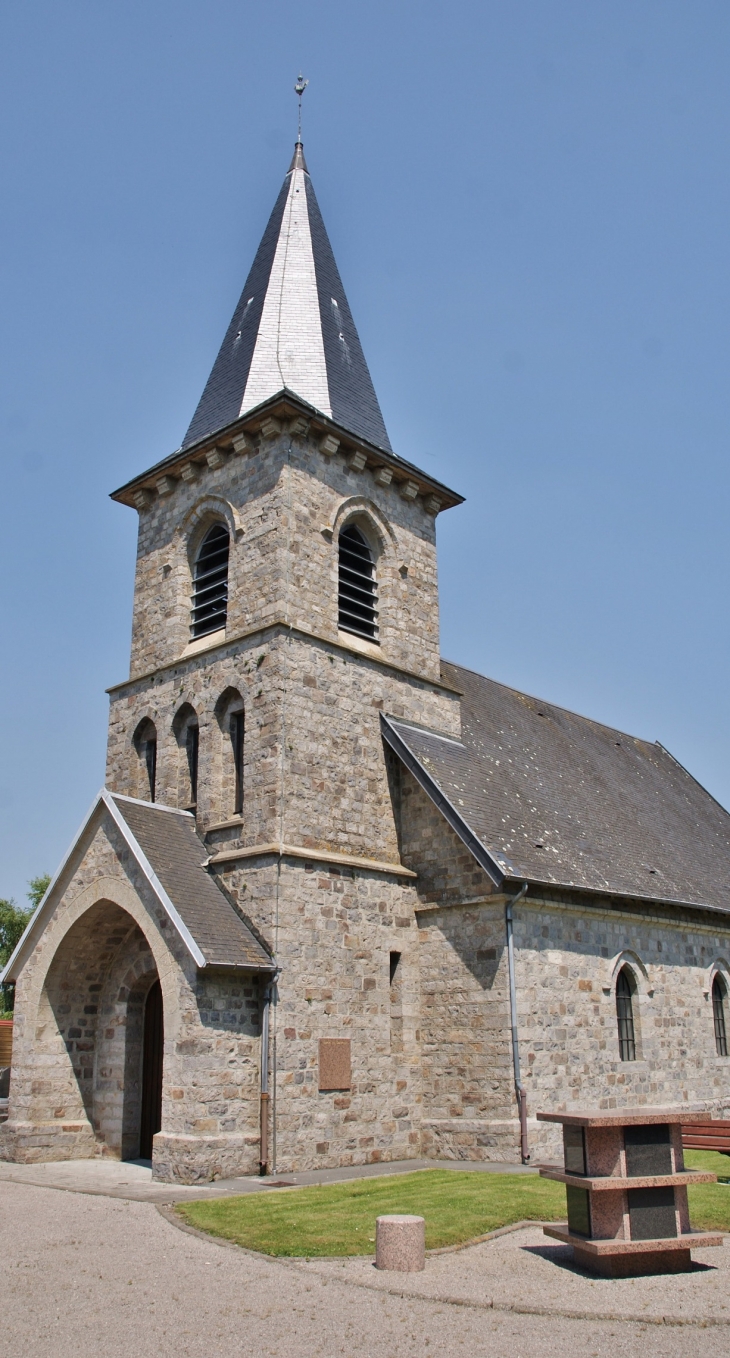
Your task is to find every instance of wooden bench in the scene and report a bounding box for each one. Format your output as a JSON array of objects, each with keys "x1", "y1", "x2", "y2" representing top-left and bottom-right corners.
[
  {"x1": 681, "y1": 1121, "x2": 730, "y2": 1155},
  {"x1": 0, "y1": 1020, "x2": 12, "y2": 1068}
]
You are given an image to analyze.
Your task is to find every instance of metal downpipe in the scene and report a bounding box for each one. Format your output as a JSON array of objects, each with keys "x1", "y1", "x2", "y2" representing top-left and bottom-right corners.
[
  {"x1": 505, "y1": 883, "x2": 530, "y2": 1163},
  {"x1": 259, "y1": 971, "x2": 279, "y2": 1175}
]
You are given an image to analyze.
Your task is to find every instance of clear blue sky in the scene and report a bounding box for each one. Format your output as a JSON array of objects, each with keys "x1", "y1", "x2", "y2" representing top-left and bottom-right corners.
[{"x1": 2, "y1": 2, "x2": 729, "y2": 903}]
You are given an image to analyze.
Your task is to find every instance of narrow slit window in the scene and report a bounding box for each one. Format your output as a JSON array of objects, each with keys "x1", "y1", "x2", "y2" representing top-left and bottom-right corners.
[
  {"x1": 134, "y1": 719, "x2": 157, "y2": 803},
  {"x1": 713, "y1": 975, "x2": 728, "y2": 1057},
  {"x1": 186, "y1": 723, "x2": 199, "y2": 807},
  {"x1": 389, "y1": 951, "x2": 403, "y2": 1054},
  {"x1": 191, "y1": 524, "x2": 230, "y2": 638},
  {"x1": 616, "y1": 968, "x2": 636, "y2": 1061},
  {"x1": 338, "y1": 524, "x2": 378, "y2": 642},
  {"x1": 145, "y1": 736, "x2": 157, "y2": 802},
  {"x1": 230, "y1": 710, "x2": 244, "y2": 815}
]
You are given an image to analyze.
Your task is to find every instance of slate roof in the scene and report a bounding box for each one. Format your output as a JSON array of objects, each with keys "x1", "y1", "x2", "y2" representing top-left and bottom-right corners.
[
  {"x1": 182, "y1": 141, "x2": 392, "y2": 454},
  {"x1": 111, "y1": 795, "x2": 273, "y2": 968},
  {"x1": 1, "y1": 791, "x2": 273, "y2": 982},
  {"x1": 384, "y1": 662, "x2": 730, "y2": 914}
]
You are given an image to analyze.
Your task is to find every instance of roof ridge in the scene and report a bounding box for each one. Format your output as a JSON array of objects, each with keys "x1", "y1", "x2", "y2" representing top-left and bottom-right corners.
[
  {"x1": 655, "y1": 741, "x2": 730, "y2": 819},
  {"x1": 441, "y1": 658, "x2": 659, "y2": 750}
]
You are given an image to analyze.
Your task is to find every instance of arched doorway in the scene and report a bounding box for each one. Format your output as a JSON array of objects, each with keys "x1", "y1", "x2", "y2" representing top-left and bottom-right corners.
[
  {"x1": 139, "y1": 979, "x2": 164, "y2": 1160},
  {"x1": 33, "y1": 900, "x2": 164, "y2": 1162}
]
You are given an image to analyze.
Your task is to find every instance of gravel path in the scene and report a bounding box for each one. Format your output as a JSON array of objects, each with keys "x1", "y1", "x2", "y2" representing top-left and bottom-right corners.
[
  {"x1": 303, "y1": 1223, "x2": 730, "y2": 1326},
  {"x1": 1, "y1": 1179, "x2": 727, "y2": 1357}
]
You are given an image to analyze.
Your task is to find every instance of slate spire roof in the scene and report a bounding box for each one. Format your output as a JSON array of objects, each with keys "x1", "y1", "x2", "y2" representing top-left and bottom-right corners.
[{"x1": 182, "y1": 141, "x2": 392, "y2": 454}]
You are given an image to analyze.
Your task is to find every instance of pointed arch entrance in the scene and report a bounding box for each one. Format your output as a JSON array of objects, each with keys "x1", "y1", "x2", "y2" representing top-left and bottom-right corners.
[{"x1": 33, "y1": 899, "x2": 166, "y2": 1162}]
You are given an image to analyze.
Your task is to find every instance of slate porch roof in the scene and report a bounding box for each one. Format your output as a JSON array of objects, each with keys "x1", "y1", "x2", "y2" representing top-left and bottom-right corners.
[
  {"x1": 113, "y1": 795, "x2": 273, "y2": 969},
  {"x1": 383, "y1": 661, "x2": 730, "y2": 915},
  {"x1": 1, "y1": 791, "x2": 273, "y2": 982}
]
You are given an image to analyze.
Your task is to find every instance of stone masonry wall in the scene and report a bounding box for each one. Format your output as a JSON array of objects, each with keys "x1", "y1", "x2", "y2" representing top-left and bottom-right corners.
[
  {"x1": 374, "y1": 766, "x2": 519, "y2": 1163},
  {"x1": 395, "y1": 766, "x2": 497, "y2": 906},
  {"x1": 127, "y1": 429, "x2": 443, "y2": 684},
  {"x1": 417, "y1": 902, "x2": 517, "y2": 1162},
  {"x1": 106, "y1": 630, "x2": 459, "y2": 874},
  {"x1": 244, "y1": 856, "x2": 424, "y2": 1172},
  {"x1": 513, "y1": 896, "x2": 730, "y2": 1160}
]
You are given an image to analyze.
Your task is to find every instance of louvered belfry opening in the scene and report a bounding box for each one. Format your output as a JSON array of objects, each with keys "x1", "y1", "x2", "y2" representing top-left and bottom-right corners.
[
  {"x1": 713, "y1": 975, "x2": 728, "y2": 1057},
  {"x1": 191, "y1": 523, "x2": 230, "y2": 638},
  {"x1": 616, "y1": 967, "x2": 637, "y2": 1061},
  {"x1": 338, "y1": 523, "x2": 378, "y2": 642}
]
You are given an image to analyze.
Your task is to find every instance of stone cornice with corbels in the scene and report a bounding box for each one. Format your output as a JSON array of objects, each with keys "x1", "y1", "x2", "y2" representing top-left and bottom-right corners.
[{"x1": 111, "y1": 391, "x2": 464, "y2": 519}]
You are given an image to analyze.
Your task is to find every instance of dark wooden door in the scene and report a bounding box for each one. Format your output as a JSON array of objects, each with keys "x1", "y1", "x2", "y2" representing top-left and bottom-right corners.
[{"x1": 139, "y1": 979, "x2": 163, "y2": 1160}]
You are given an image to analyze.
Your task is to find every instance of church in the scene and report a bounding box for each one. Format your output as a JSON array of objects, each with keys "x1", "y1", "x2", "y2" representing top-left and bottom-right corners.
[{"x1": 2, "y1": 136, "x2": 729, "y2": 1183}]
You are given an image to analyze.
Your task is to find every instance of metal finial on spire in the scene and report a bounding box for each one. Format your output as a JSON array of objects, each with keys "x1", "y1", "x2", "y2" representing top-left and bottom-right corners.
[{"x1": 294, "y1": 73, "x2": 308, "y2": 143}]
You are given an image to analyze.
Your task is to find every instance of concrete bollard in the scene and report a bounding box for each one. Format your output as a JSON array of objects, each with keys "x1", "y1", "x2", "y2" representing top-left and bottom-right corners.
[{"x1": 375, "y1": 1214, "x2": 426, "y2": 1271}]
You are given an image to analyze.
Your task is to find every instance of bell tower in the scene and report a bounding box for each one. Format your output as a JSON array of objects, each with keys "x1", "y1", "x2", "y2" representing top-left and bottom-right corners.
[
  {"x1": 105, "y1": 136, "x2": 463, "y2": 878},
  {"x1": 3, "y1": 122, "x2": 472, "y2": 1184}
]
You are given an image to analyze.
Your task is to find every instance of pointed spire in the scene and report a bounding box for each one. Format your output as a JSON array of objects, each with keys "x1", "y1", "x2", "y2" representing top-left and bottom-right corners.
[
  {"x1": 289, "y1": 139, "x2": 308, "y2": 172},
  {"x1": 181, "y1": 143, "x2": 392, "y2": 453}
]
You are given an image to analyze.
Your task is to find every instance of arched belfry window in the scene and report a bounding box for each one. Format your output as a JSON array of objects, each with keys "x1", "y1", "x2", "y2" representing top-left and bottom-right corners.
[
  {"x1": 616, "y1": 967, "x2": 637, "y2": 1062},
  {"x1": 191, "y1": 523, "x2": 230, "y2": 639},
  {"x1": 338, "y1": 523, "x2": 378, "y2": 642},
  {"x1": 713, "y1": 975, "x2": 728, "y2": 1056}
]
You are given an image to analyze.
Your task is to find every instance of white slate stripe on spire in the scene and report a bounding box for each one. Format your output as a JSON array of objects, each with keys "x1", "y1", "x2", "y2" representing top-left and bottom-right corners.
[{"x1": 240, "y1": 165, "x2": 331, "y2": 418}]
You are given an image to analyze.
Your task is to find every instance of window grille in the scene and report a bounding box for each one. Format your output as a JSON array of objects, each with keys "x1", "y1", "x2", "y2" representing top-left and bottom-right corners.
[
  {"x1": 230, "y1": 710, "x2": 244, "y2": 815},
  {"x1": 616, "y1": 968, "x2": 636, "y2": 1061},
  {"x1": 144, "y1": 737, "x2": 157, "y2": 802},
  {"x1": 713, "y1": 975, "x2": 728, "y2": 1057},
  {"x1": 191, "y1": 524, "x2": 230, "y2": 638},
  {"x1": 338, "y1": 523, "x2": 378, "y2": 642}
]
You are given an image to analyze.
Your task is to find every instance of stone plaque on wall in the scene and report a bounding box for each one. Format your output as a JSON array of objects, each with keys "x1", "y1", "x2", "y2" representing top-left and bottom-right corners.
[{"x1": 319, "y1": 1038, "x2": 352, "y2": 1091}]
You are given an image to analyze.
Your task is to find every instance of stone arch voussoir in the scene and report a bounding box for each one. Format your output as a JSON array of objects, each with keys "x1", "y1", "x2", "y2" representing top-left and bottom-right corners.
[
  {"x1": 181, "y1": 495, "x2": 242, "y2": 564},
  {"x1": 21, "y1": 875, "x2": 181, "y2": 1041},
  {"x1": 604, "y1": 949, "x2": 653, "y2": 999},
  {"x1": 332, "y1": 496, "x2": 399, "y2": 561}
]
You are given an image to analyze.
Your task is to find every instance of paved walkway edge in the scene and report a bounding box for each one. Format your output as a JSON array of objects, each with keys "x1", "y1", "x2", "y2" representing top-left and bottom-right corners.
[
  {"x1": 0, "y1": 1156, "x2": 537, "y2": 1202},
  {"x1": 157, "y1": 1205, "x2": 730, "y2": 1329}
]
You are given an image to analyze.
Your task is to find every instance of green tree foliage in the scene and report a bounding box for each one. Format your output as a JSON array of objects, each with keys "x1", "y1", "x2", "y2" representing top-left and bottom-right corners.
[
  {"x1": 0, "y1": 875, "x2": 50, "y2": 1017},
  {"x1": 27, "y1": 874, "x2": 51, "y2": 912}
]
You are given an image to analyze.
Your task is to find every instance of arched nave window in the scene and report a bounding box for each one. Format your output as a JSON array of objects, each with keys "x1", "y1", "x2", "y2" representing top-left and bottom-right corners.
[
  {"x1": 713, "y1": 975, "x2": 728, "y2": 1057},
  {"x1": 616, "y1": 967, "x2": 637, "y2": 1062}
]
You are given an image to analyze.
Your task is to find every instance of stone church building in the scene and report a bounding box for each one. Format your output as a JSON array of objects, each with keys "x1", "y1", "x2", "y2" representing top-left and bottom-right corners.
[{"x1": 2, "y1": 140, "x2": 730, "y2": 1182}]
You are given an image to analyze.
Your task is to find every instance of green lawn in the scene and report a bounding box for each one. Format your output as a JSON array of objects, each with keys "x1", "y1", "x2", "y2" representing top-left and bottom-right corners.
[
  {"x1": 684, "y1": 1149, "x2": 730, "y2": 1232},
  {"x1": 178, "y1": 1153, "x2": 730, "y2": 1258},
  {"x1": 178, "y1": 1169, "x2": 566, "y2": 1257}
]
